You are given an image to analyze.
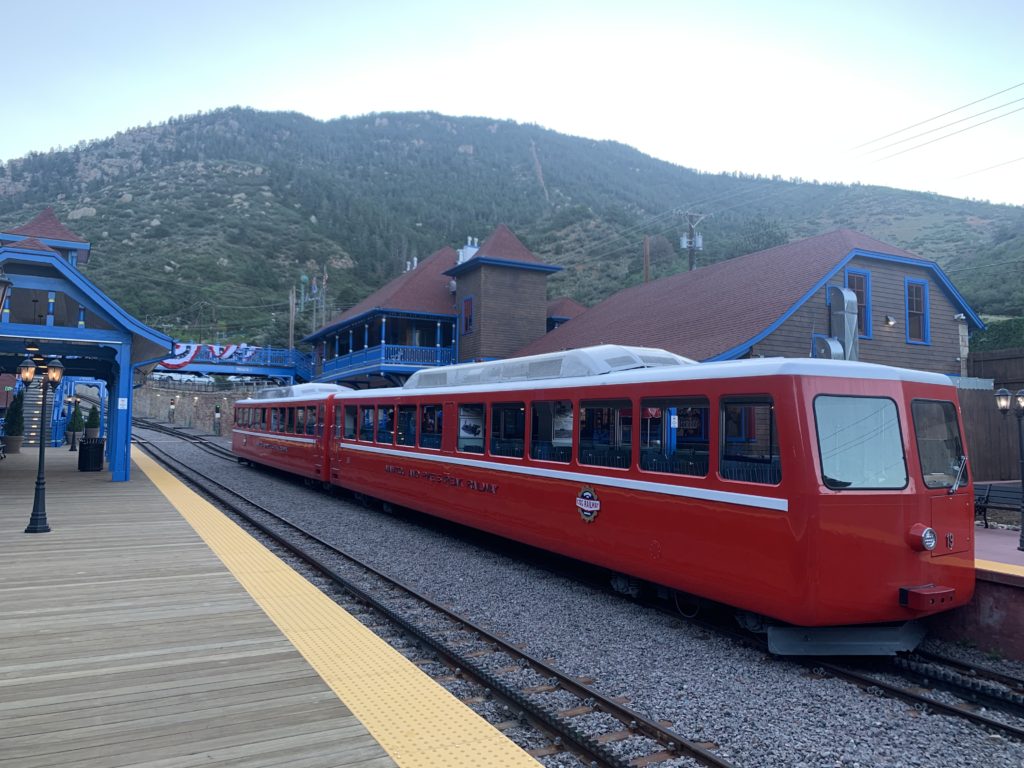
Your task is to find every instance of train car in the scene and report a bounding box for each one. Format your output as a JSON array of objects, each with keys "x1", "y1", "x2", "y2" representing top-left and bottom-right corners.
[
  {"x1": 231, "y1": 383, "x2": 340, "y2": 481},
  {"x1": 233, "y1": 345, "x2": 975, "y2": 655}
]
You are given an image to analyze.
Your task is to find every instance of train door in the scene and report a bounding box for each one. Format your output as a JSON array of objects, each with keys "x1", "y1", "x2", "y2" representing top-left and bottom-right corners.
[{"x1": 910, "y1": 399, "x2": 973, "y2": 559}]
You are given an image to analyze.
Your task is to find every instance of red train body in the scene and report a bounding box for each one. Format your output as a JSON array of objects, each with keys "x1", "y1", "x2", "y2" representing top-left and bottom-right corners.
[{"x1": 232, "y1": 346, "x2": 975, "y2": 654}]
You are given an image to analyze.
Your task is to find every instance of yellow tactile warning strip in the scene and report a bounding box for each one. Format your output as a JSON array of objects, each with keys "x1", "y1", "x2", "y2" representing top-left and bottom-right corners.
[
  {"x1": 977, "y1": 559, "x2": 1024, "y2": 579},
  {"x1": 132, "y1": 447, "x2": 539, "y2": 768}
]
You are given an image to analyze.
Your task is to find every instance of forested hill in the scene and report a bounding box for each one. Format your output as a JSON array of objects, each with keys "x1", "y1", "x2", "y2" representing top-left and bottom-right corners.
[{"x1": 0, "y1": 107, "x2": 1021, "y2": 345}]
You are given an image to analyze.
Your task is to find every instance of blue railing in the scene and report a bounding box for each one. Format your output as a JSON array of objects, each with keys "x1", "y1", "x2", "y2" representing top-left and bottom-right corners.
[{"x1": 319, "y1": 344, "x2": 454, "y2": 379}]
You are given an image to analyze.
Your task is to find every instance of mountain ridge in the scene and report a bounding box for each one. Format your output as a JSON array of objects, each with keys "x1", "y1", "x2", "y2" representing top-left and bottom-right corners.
[{"x1": 0, "y1": 107, "x2": 1021, "y2": 345}]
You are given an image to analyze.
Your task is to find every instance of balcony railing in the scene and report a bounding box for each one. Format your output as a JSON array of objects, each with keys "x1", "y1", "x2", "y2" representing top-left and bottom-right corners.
[{"x1": 319, "y1": 344, "x2": 455, "y2": 379}]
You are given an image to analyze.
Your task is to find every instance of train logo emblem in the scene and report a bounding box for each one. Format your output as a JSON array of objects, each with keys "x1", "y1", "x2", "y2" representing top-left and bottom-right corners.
[{"x1": 576, "y1": 486, "x2": 601, "y2": 523}]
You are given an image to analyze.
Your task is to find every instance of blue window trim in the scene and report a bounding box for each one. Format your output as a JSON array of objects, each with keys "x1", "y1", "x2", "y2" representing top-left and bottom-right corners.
[
  {"x1": 905, "y1": 278, "x2": 930, "y2": 345},
  {"x1": 462, "y1": 295, "x2": 475, "y2": 335},
  {"x1": 844, "y1": 267, "x2": 872, "y2": 339}
]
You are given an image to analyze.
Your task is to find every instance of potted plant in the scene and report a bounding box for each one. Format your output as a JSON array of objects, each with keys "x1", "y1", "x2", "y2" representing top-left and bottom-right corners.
[
  {"x1": 3, "y1": 389, "x2": 25, "y2": 453},
  {"x1": 84, "y1": 404, "x2": 101, "y2": 439},
  {"x1": 68, "y1": 402, "x2": 85, "y2": 448}
]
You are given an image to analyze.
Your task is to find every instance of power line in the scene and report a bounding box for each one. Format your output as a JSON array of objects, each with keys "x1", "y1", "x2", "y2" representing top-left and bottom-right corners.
[
  {"x1": 956, "y1": 154, "x2": 1024, "y2": 179},
  {"x1": 860, "y1": 95, "x2": 1024, "y2": 157},
  {"x1": 854, "y1": 80, "x2": 1024, "y2": 150},
  {"x1": 876, "y1": 103, "x2": 1024, "y2": 162}
]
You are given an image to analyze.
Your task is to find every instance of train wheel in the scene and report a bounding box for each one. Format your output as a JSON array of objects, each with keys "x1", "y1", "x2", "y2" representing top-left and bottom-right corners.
[{"x1": 610, "y1": 573, "x2": 643, "y2": 598}]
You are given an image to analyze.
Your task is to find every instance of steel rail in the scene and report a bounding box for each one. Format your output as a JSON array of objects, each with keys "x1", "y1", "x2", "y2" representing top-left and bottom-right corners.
[{"x1": 135, "y1": 433, "x2": 737, "y2": 768}]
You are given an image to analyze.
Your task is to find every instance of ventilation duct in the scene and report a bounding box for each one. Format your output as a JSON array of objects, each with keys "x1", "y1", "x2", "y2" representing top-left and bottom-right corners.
[{"x1": 827, "y1": 285, "x2": 859, "y2": 361}]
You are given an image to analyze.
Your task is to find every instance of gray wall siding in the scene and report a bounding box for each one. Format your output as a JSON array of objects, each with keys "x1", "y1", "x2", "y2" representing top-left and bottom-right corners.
[{"x1": 754, "y1": 258, "x2": 962, "y2": 375}]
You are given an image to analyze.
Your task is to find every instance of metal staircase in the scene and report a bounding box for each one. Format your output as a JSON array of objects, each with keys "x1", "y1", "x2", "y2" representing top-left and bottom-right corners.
[{"x1": 20, "y1": 380, "x2": 52, "y2": 449}]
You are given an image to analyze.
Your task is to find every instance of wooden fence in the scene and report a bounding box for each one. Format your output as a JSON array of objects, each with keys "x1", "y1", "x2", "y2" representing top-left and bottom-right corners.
[
  {"x1": 960, "y1": 387, "x2": 1020, "y2": 482},
  {"x1": 961, "y1": 349, "x2": 1024, "y2": 480}
]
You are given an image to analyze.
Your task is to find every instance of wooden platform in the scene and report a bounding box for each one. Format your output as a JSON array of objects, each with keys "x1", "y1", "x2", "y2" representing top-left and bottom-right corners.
[{"x1": 0, "y1": 447, "x2": 397, "y2": 768}]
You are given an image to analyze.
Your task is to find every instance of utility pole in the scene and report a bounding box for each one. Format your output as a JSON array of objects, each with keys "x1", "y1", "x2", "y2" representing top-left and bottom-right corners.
[
  {"x1": 680, "y1": 212, "x2": 707, "y2": 271},
  {"x1": 288, "y1": 285, "x2": 296, "y2": 352},
  {"x1": 643, "y1": 236, "x2": 650, "y2": 283}
]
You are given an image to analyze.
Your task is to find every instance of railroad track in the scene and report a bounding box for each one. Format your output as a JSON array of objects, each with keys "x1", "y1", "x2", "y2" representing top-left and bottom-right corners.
[
  {"x1": 132, "y1": 417, "x2": 236, "y2": 462},
  {"x1": 135, "y1": 432, "x2": 737, "y2": 768}
]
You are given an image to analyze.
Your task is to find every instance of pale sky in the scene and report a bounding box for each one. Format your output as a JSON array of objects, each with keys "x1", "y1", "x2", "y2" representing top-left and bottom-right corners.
[{"x1": 4, "y1": 1, "x2": 1023, "y2": 205}]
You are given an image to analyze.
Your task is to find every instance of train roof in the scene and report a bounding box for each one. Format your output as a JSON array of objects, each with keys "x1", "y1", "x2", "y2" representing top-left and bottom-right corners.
[
  {"x1": 403, "y1": 344, "x2": 696, "y2": 390},
  {"x1": 234, "y1": 348, "x2": 955, "y2": 405}
]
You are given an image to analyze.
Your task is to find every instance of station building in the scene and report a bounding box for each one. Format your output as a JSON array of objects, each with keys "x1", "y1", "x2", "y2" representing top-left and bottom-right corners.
[
  {"x1": 0, "y1": 208, "x2": 172, "y2": 480},
  {"x1": 521, "y1": 229, "x2": 984, "y2": 375},
  {"x1": 304, "y1": 224, "x2": 583, "y2": 387},
  {"x1": 307, "y1": 227, "x2": 982, "y2": 386}
]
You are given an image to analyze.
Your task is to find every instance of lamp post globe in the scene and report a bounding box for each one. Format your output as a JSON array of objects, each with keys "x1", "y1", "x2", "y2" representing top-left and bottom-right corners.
[
  {"x1": 995, "y1": 388, "x2": 1012, "y2": 415},
  {"x1": 24, "y1": 358, "x2": 64, "y2": 534}
]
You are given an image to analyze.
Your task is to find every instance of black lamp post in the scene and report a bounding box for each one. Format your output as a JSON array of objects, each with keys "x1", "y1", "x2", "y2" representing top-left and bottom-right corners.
[
  {"x1": 169, "y1": 397, "x2": 176, "y2": 423},
  {"x1": 994, "y1": 387, "x2": 1024, "y2": 551},
  {"x1": 20, "y1": 357, "x2": 65, "y2": 534}
]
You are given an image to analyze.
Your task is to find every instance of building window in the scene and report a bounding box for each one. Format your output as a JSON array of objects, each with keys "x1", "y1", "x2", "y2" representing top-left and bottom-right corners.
[
  {"x1": 463, "y1": 297, "x2": 474, "y2": 334},
  {"x1": 844, "y1": 269, "x2": 871, "y2": 338},
  {"x1": 905, "y1": 279, "x2": 930, "y2": 344}
]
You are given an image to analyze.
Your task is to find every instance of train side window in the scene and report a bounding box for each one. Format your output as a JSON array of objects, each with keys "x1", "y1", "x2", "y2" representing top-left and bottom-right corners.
[
  {"x1": 295, "y1": 407, "x2": 306, "y2": 435},
  {"x1": 490, "y1": 403, "x2": 525, "y2": 458},
  {"x1": 309, "y1": 406, "x2": 319, "y2": 436},
  {"x1": 359, "y1": 406, "x2": 375, "y2": 441},
  {"x1": 258, "y1": 408, "x2": 266, "y2": 431},
  {"x1": 530, "y1": 400, "x2": 573, "y2": 463},
  {"x1": 334, "y1": 407, "x2": 343, "y2": 439},
  {"x1": 720, "y1": 397, "x2": 780, "y2": 484},
  {"x1": 397, "y1": 405, "x2": 417, "y2": 446},
  {"x1": 579, "y1": 399, "x2": 632, "y2": 468},
  {"x1": 377, "y1": 405, "x2": 395, "y2": 444},
  {"x1": 420, "y1": 404, "x2": 443, "y2": 449},
  {"x1": 286, "y1": 407, "x2": 296, "y2": 434},
  {"x1": 343, "y1": 405, "x2": 357, "y2": 439},
  {"x1": 271, "y1": 407, "x2": 283, "y2": 432},
  {"x1": 457, "y1": 404, "x2": 485, "y2": 453},
  {"x1": 639, "y1": 397, "x2": 710, "y2": 477}
]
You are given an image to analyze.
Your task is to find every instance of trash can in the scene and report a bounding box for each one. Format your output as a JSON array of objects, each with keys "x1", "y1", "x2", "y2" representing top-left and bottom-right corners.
[{"x1": 78, "y1": 438, "x2": 105, "y2": 472}]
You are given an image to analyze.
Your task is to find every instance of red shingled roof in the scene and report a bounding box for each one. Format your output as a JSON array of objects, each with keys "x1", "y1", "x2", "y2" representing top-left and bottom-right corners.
[
  {"x1": 3, "y1": 237, "x2": 57, "y2": 253},
  {"x1": 516, "y1": 229, "x2": 920, "y2": 361},
  {"x1": 331, "y1": 246, "x2": 459, "y2": 324},
  {"x1": 547, "y1": 296, "x2": 587, "y2": 319},
  {"x1": 5, "y1": 207, "x2": 87, "y2": 244},
  {"x1": 475, "y1": 224, "x2": 543, "y2": 263}
]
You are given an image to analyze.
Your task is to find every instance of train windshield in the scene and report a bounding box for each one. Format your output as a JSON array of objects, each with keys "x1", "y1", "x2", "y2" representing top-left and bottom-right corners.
[
  {"x1": 814, "y1": 396, "x2": 908, "y2": 490},
  {"x1": 911, "y1": 400, "x2": 967, "y2": 489}
]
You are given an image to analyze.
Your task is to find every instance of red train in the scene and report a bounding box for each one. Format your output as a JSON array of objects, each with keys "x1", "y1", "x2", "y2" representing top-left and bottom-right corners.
[{"x1": 231, "y1": 345, "x2": 975, "y2": 654}]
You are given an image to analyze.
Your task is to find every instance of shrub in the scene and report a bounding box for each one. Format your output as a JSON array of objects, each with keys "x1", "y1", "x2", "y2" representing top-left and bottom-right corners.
[
  {"x1": 4, "y1": 390, "x2": 24, "y2": 436},
  {"x1": 69, "y1": 404, "x2": 85, "y2": 433},
  {"x1": 86, "y1": 404, "x2": 101, "y2": 429}
]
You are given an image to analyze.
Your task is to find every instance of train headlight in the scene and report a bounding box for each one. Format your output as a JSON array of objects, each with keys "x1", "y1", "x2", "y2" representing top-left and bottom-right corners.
[{"x1": 908, "y1": 523, "x2": 937, "y2": 551}]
